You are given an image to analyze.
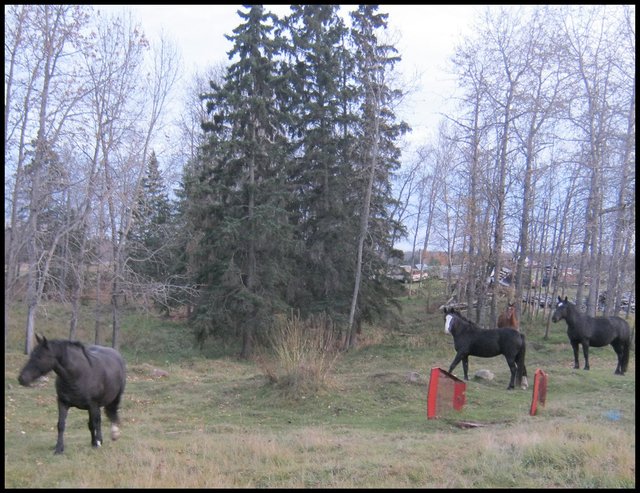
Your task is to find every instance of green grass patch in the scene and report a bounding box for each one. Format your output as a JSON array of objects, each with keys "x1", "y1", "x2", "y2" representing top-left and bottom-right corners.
[{"x1": 4, "y1": 287, "x2": 635, "y2": 487}]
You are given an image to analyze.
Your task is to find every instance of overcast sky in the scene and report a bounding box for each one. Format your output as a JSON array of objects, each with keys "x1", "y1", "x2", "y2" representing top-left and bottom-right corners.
[
  {"x1": 94, "y1": 5, "x2": 482, "y2": 252},
  {"x1": 95, "y1": 4, "x2": 481, "y2": 147}
]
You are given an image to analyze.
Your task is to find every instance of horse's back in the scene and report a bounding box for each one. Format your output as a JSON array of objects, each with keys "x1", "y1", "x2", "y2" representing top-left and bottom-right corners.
[
  {"x1": 89, "y1": 345, "x2": 126, "y2": 377},
  {"x1": 466, "y1": 328, "x2": 522, "y2": 357},
  {"x1": 497, "y1": 327, "x2": 525, "y2": 346},
  {"x1": 590, "y1": 316, "x2": 631, "y2": 346},
  {"x1": 607, "y1": 316, "x2": 631, "y2": 339},
  {"x1": 86, "y1": 345, "x2": 126, "y2": 401},
  {"x1": 88, "y1": 345, "x2": 125, "y2": 363}
]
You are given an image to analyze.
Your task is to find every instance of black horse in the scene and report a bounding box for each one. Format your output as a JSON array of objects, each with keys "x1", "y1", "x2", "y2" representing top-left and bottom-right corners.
[
  {"x1": 551, "y1": 296, "x2": 631, "y2": 375},
  {"x1": 443, "y1": 307, "x2": 528, "y2": 390},
  {"x1": 18, "y1": 334, "x2": 126, "y2": 454}
]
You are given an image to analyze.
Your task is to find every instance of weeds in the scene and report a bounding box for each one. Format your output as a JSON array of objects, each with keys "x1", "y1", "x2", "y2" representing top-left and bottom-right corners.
[{"x1": 255, "y1": 312, "x2": 341, "y2": 396}]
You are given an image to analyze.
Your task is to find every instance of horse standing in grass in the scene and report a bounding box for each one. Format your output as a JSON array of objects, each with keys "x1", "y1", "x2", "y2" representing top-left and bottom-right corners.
[
  {"x1": 551, "y1": 296, "x2": 631, "y2": 375},
  {"x1": 18, "y1": 334, "x2": 126, "y2": 454},
  {"x1": 443, "y1": 307, "x2": 528, "y2": 390},
  {"x1": 497, "y1": 302, "x2": 519, "y2": 330}
]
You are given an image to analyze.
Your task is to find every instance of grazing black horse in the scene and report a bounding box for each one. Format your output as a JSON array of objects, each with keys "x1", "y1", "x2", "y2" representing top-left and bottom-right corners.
[
  {"x1": 443, "y1": 307, "x2": 528, "y2": 390},
  {"x1": 551, "y1": 296, "x2": 631, "y2": 375},
  {"x1": 18, "y1": 334, "x2": 126, "y2": 454}
]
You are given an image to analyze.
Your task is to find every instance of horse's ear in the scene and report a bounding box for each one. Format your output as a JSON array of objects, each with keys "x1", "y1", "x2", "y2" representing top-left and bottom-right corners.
[
  {"x1": 35, "y1": 334, "x2": 47, "y2": 346},
  {"x1": 557, "y1": 296, "x2": 562, "y2": 302},
  {"x1": 563, "y1": 296, "x2": 568, "y2": 303}
]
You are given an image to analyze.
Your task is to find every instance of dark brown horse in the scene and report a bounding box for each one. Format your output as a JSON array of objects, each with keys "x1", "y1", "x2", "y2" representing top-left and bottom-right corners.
[
  {"x1": 497, "y1": 302, "x2": 519, "y2": 330},
  {"x1": 18, "y1": 335, "x2": 126, "y2": 454}
]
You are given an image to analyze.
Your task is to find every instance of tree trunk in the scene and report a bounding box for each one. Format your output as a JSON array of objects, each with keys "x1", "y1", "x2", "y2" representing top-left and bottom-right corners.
[{"x1": 347, "y1": 88, "x2": 380, "y2": 350}]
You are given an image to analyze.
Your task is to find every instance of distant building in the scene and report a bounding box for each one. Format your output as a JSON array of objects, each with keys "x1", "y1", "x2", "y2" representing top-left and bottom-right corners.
[{"x1": 420, "y1": 251, "x2": 449, "y2": 266}]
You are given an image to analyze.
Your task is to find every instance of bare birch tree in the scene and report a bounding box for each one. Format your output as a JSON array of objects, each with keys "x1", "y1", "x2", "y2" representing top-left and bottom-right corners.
[{"x1": 5, "y1": 5, "x2": 92, "y2": 354}]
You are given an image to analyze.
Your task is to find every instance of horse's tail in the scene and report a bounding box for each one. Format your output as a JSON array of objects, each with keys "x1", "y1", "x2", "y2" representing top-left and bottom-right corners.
[
  {"x1": 621, "y1": 323, "x2": 631, "y2": 374},
  {"x1": 516, "y1": 334, "x2": 528, "y2": 389}
]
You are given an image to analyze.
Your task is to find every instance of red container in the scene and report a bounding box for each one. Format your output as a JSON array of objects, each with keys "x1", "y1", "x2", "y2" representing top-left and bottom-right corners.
[
  {"x1": 427, "y1": 367, "x2": 466, "y2": 419},
  {"x1": 529, "y1": 368, "x2": 548, "y2": 416}
]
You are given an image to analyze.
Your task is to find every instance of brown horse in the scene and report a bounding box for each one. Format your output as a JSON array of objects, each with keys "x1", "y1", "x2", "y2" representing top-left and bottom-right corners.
[{"x1": 497, "y1": 302, "x2": 519, "y2": 330}]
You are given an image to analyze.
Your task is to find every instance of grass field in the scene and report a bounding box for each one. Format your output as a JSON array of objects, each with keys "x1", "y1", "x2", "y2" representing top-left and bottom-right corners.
[{"x1": 4, "y1": 287, "x2": 636, "y2": 487}]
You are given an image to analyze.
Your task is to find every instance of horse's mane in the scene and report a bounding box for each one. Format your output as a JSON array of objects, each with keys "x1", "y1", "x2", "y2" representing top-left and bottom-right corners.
[
  {"x1": 49, "y1": 339, "x2": 94, "y2": 368},
  {"x1": 71, "y1": 341, "x2": 93, "y2": 367},
  {"x1": 446, "y1": 308, "x2": 483, "y2": 330}
]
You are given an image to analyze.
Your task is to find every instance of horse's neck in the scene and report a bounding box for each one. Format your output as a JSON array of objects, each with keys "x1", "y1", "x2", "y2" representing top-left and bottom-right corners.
[
  {"x1": 565, "y1": 305, "x2": 585, "y2": 326},
  {"x1": 54, "y1": 342, "x2": 91, "y2": 378},
  {"x1": 455, "y1": 317, "x2": 479, "y2": 333}
]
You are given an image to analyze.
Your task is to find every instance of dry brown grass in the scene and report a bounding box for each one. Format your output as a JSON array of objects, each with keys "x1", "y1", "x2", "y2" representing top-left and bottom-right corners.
[
  {"x1": 4, "y1": 293, "x2": 635, "y2": 488},
  {"x1": 255, "y1": 312, "x2": 341, "y2": 395}
]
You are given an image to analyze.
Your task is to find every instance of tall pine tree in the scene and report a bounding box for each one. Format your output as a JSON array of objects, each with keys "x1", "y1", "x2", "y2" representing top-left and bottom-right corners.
[
  {"x1": 345, "y1": 5, "x2": 409, "y2": 347},
  {"x1": 192, "y1": 5, "x2": 294, "y2": 358},
  {"x1": 279, "y1": 5, "x2": 358, "y2": 328},
  {"x1": 127, "y1": 150, "x2": 174, "y2": 311},
  {"x1": 184, "y1": 5, "x2": 409, "y2": 354}
]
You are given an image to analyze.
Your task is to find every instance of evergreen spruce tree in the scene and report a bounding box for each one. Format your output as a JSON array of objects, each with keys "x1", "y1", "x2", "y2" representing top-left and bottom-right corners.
[
  {"x1": 192, "y1": 5, "x2": 294, "y2": 358},
  {"x1": 127, "y1": 150, "x2": 175, "y2": 311},
  {"x1": 278, "y1": 5, "x2": 358, "y2": 328},
  {"x1": 184, "y1": 5, "x2": 409, "y2": 354},
  {"x1": 345, "y1": 5, "x2": 410, "y2": 347}
]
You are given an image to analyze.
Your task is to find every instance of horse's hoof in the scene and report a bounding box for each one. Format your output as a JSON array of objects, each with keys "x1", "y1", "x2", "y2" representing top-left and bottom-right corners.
[{"x1": 93, "y1": 440, "x2": 102, "y2": 448}]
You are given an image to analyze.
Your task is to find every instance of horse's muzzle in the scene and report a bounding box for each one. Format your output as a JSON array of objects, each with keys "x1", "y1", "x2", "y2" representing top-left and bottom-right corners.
[
  {"x1": 18, "y1": 374, "x2": 32, "y2": 387},
  {"x1": 18, "y1": 371, "x2": 37, "y2": 387}
]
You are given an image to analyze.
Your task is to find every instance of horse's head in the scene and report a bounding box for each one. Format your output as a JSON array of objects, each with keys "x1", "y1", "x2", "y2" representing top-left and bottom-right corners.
[
  {"x1": 443, "y1": 306, "x2": 459, "y2": 334},
  {"x1": 551, "y1": 296, "x2": 570, "y2": 323},
  {"x1": 18, "y1": 334, "x2": 57, "y2": 386}
]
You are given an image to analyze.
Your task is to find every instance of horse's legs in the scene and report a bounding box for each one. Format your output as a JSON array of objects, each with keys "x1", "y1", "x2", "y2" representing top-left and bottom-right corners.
[
  {"x1": 448, "y1": 353, "x2": 466, "y2": 380},
  {"x1": 610, "y1": 340, "x2": 624, "y2": 375},
  {"x1": 505, "y1": 357, "x2": 517, "y2": 390},
  {"x1": 570, "y1": 340, "x2": 580, "y2": 369},
  {"x1": 462, "y1": 356, "x2": 469, "y2": 381},
  {"x1": 105, "y1": 394, "x2": 122, "y2": 441},
  {"x1": 55, "y1": 400, "x2": 69, "y2": 454},
  {"x1": 87, "y1": 403, "x2": 103, "y2": 448},
  {"x1": 581, "y1": 341, "x2": 590, "y2": 370}
]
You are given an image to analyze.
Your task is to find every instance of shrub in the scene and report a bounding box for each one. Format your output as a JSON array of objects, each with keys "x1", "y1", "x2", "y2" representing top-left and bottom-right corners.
[{"x1": 256, "y1": 312, "x2": 341, "y2": 396}]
